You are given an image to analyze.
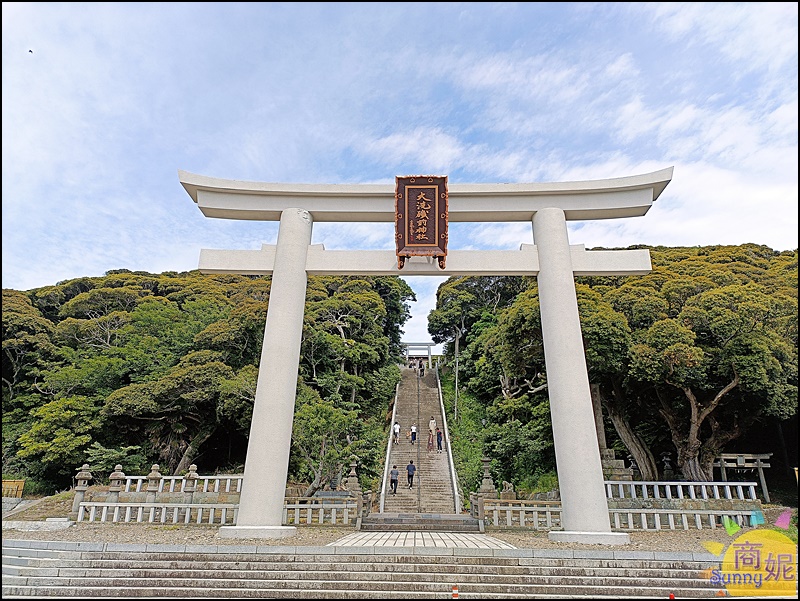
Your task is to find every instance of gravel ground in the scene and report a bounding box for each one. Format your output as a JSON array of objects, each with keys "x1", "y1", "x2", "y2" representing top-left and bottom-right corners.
[
  {"x1": 0, "y1": 521, "x2": 736, "y2": 552},
  {"x1": 3, "y1": 495, "x2": 793, "y2": 553}
]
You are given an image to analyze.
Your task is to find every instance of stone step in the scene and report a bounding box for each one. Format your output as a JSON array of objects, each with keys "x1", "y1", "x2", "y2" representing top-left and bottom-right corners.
[
  {"x1": 0, "y1": 560, "x2": 719, "y2": 579},
  {"x1": 361, "y1": 512, "x2": 482, "y2": 532},
  {"x1": 385, "y1": 367, "x2": 457, "y2": 518},
  {"x1": 3, "y1": 546, "x2": 724, "y2": 568},
  {"x1": 0, "y1": 585, "x2": 724, "y2": 599},
  {"x1": 0, "y1": 575, "x2": 722, "y2": 593},
  {"x1": 360, "y1": 523, "x2": 481, "y2": 532},
  {"x1": 1, "y1": 544, "x2": 735, "y2": 599}
]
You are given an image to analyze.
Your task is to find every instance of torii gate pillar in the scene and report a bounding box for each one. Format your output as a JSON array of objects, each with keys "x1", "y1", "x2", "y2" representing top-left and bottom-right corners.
[
  {"x1": 221, "y1": 208, "x2": 312, "y2": 538},
  {"x1": 534, "y1": 208, "x2": 618, "y2": 542},
  {"x1": 182, "y1": 166, "x2": 673, "y2": 545}
]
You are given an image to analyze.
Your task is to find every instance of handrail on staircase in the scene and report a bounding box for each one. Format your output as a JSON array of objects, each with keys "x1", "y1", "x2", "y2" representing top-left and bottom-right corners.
[
  {"x1": 379, "y1": 380, "x2": 401, "y2": 513},
  {"x1": 436, "y1": 363, "x2": 462, "y2": 514}
]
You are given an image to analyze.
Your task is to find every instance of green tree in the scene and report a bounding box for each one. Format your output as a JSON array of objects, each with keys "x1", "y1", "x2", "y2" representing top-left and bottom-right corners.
[
  {"x1": 291, "y1": 383, "x2": 361, "y2": 496},
  {"x1": 17, "y1": 395, "x2": 102, "y2": 481},
  {"x1": 103, "y1": 350, "x2": 235, "y2": 474},
  {"x1": 630, "y1": 282, "x2": 797, "y2": 480},
  {"x1": 2, "y1": 289, "x2": 59, "y2": 400},
  {"x1": 302, "y1": 277, "x2": 390, "y2": 407}
]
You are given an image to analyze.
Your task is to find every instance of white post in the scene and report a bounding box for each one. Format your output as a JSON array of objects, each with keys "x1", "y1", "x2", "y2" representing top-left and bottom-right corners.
[
  {"x1": 533, "y1": 208, "x2": 629, "y2": 545},
  {"x1": 219, "y1": 208, "x2": 313, "y2": 539}
]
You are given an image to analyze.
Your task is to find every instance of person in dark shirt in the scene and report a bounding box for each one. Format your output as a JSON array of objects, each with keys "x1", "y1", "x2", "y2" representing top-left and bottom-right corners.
[{"x1": 406, "y1": 460, "x2": 416, "y2": 488}]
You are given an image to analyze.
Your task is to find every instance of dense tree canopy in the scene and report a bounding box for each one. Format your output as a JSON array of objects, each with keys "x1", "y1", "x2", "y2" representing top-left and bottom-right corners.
[
  {"x1": 2, "y1": 270, "x2": 413, "y2": 492},
  {"x1": 3, "y1": 244, "x2": 796, "y2": 495},
  {"x1": 430, "y1": 244, "x2": 797, "y2": 485}
]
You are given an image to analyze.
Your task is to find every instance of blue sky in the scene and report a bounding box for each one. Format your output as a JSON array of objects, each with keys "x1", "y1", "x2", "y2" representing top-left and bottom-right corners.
[{"x1": 3, "y1": 3, "x2": 797, "y2": 350}]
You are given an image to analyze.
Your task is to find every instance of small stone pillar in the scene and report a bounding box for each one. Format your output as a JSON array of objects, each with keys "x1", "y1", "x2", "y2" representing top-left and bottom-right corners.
[
  {"x1": 346, "y1": 458, "x2": 361, "y2": 494},
  {"x1": 71, "y1": 464, "x2": 93, "y2": 514},
  {"x1": 145, "y1": 464, "x2": 162, "y2": 504},
  {"x1": 478, "y1": 457, "x2": 497, "y2": 497},
  {"x1": 183, "y1": 464, "x2": 198, "y2": 504},
  {"x1": 180, "y1": 464, "x2": 198, "y2": 522},
  {"x1": 107, "y1": 465, "x2": 125, "y2": 504}
]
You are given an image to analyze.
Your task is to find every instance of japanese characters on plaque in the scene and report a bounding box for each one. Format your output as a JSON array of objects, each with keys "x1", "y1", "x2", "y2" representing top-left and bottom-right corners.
[{"x1": 395, "y1": 175, "x2": 448, "y2": 269}]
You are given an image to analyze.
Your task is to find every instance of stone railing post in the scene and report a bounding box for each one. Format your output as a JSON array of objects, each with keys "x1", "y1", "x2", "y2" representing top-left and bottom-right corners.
[
  {"x1": 145, "y1": 464, "x2": 162, "y2": 504},
  {"x1": 183, "y1": 464, "x2": 198, "y2": 502},
  {"x1": 107, "y1": 465, "x2": 125, "y2": 504},
  {"x1": 180, "y1": 464, "x2": 198, "y2": 522},
  {"x1": 70, "y1": 464, "x2": 93, "y2": 515},
  {"x1": 469, "y1": 492, "x2": 485, "y2": 521}
]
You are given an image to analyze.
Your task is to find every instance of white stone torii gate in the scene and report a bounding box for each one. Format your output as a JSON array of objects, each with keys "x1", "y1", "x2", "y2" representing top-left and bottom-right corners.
[
  {"x1": 179, "y1": 167, "x2": 673, "y2": 545},
  {"x1": 403, "y1": 342, "x2": 435, "y2": 368}
]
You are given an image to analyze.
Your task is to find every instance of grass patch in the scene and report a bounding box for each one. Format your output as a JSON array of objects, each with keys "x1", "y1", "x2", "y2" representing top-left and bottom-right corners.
[{"x1": 439, "y1": 369, "x2": 486, "y2": 505}]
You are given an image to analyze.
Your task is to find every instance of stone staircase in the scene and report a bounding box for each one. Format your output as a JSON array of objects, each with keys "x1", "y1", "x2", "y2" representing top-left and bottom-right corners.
[
  {"x1": 360, "y1": 512, "x2": 482, "y2": 532},
  {"x1": 379, "y1": 367, "x2": 457, "y2": 517},
  {"x1": 1, "y1": 540, "x2": 730, "y2": 598}
]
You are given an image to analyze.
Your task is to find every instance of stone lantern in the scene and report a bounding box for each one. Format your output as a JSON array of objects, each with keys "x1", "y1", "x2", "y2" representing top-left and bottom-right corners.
[
  {"x1": 346, "y1": 458, "x2": 361, "y2": 494},
  {"x1": 145, "y1": 464, "x2": 162, "y2": 504},
  {"x1": 107, "y1": 464, "x2": 126, "y2": 504},
  {"x1": 71, "y1": 464, "x2": 93, "y2": 514},
  {"x1": 661, "y1": 452, "x2": 675, "y2": 480},
  {"x1": 179, "y1": 464, "x2": 199, "y2": 521},
  {"x1": 478, "y1": 457, "x2": 497, "y2": 497}
]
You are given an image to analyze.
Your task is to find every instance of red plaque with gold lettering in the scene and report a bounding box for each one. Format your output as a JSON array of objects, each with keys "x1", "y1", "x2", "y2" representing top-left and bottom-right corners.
[{"x1": 395, "y1": 175, "x2": 448, "y2": 269}]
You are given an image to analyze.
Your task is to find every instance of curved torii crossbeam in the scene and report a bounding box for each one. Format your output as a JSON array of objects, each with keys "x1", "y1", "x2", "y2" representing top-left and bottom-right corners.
[{"x1": 179, "y1": 167, "x2": 673, "y2": 545}]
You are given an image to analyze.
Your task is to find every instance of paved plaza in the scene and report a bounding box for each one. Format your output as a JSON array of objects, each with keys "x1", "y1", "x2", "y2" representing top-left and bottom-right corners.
[{"x1": 329, "y1": 531, "x2": 516, "y2": 549}]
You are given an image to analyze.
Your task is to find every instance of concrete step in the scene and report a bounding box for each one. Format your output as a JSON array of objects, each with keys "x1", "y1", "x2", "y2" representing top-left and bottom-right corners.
[
  {"x1": 0, "y1": 585, "x2": 726, "y2": 599},
  {"x1": 361, "y1": 512, "x2": 482, "y2": 532},
  {"x1": 385, "y1": 367, "x2": 457, "y2": 517},
  {"x1": 1, "y1": 544, "x2": 738, "y2": 598}
]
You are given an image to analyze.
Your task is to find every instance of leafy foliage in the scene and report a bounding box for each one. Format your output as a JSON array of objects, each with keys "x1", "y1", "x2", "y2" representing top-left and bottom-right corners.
[
  {"x1": 3, "y1": 244, "x2": 795, "y2": 496},
  {"x1": 2, "y1": 270, "x2": 413, "y2": 492},
  {"x1": 434, "y1": 244, "x2": 797, "y2": 489}
]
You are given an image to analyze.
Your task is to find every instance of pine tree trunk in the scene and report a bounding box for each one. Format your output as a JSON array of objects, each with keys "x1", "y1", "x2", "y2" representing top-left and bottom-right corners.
[
  {"x1": 173, "y1": 426, "x2": 215, "y2": 475},
  {"x1": 679, "y1": 455, "x2": 712, "y2": 481},
  {"x1": 594, "y1": 384, "x2": 659, "y2": 480},
  {"x1": 605, "y1": 403, "x2": 660, "y2": 480}
]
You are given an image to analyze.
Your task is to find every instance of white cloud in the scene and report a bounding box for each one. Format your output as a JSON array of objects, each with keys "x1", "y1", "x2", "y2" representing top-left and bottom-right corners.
[{"x1": 2, "y1": 2, "x2": 796, "y2": 341}]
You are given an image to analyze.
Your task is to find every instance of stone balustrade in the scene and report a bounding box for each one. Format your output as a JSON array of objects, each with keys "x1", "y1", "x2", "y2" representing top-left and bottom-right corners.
[
  {"x1": 76, "y1": 502, "x2": 238, "y2": 525},
  {"x1": 470, "y1": 479, "x2": 763, "y2": 532},
  {"x1": 282, "y1": 497, "x2": 361, "y2": 526},
  {"x1": 604, "y1": 480, "x2": 759, "y2": 501},
  {"x1": 71, "y1": 463, "x2": 368, "y2": 527},
  {"x1": 122, "y1": 474, "x2": 243, "y2": 493}
]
